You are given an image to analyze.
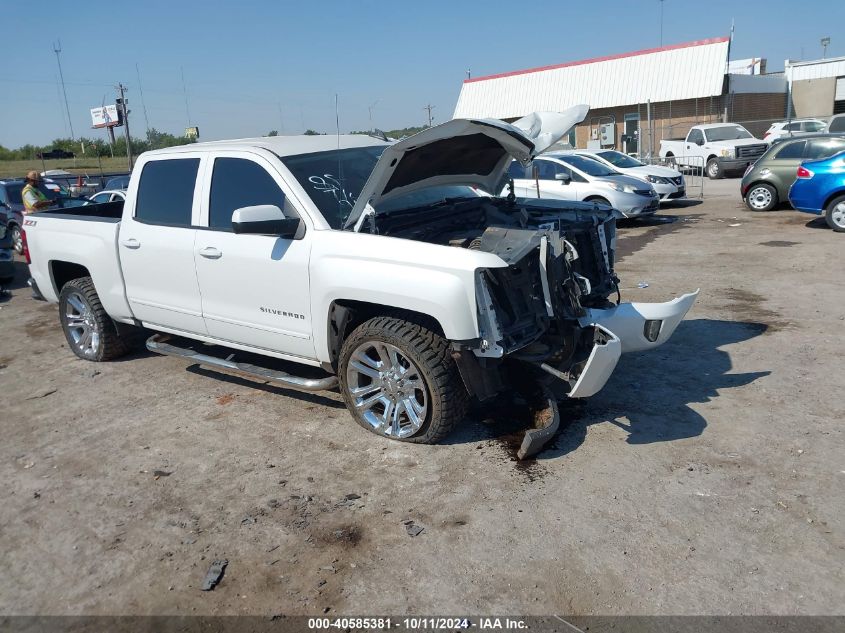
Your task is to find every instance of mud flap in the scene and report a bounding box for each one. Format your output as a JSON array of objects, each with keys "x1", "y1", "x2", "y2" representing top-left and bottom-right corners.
[{"x1": 516, "y1": 385, "x2": 561, "y2": 460}]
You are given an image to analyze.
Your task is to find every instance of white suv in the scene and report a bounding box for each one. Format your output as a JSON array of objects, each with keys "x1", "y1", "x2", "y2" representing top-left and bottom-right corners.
[{"x1": 763, "y1": 119, "x2": 827, "y2": 143}]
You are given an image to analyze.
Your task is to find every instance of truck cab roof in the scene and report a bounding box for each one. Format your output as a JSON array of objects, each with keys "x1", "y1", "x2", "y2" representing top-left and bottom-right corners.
[{"x1": 143, "y1": 134, "x2": 390, "y2": 159}]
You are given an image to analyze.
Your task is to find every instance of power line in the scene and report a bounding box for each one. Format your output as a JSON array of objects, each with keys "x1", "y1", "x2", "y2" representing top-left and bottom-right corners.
[
  {"x1": 136, "y1": 63, "x2": 151, "y2": 137},
  {"x1": 52, "y1": 40, "x2": 74, "y2": 139}
]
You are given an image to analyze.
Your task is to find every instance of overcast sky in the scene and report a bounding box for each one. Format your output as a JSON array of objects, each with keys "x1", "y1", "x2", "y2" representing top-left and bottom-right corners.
[{"x1": 2, "y1": 0, "x2": 843, "y2": 148}]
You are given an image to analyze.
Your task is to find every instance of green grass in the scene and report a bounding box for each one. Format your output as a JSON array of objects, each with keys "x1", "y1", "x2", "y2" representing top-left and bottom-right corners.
[{"x1": 0, "y1": 156, "x2": 131, "y2": 179}]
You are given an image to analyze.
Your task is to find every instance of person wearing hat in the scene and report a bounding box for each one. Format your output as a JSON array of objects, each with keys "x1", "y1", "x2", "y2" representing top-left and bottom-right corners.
[{"x1": 21, "y1": 170, "x2": 53, "y2": 213}]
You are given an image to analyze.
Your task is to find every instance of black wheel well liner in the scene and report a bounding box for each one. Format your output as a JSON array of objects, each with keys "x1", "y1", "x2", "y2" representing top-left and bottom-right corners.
[
  {"x1": 326, "y1": 299, "x2": 445, "y2": 370},
  {"x1": 50, "y1": 260, "x2": 91, "y2": 296}
]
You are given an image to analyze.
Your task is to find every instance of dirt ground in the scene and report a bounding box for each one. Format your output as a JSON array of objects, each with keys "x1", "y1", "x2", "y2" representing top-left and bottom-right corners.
[{"x1": 1, "y1": 179, "x2": 843, "y2": 616}]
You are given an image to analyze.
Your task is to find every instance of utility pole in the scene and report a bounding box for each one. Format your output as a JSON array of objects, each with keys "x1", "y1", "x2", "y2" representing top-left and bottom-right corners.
[
  {"x1": 53, "y1": 40, "x2": 74, "y2": 140},
  {"x1": 116, "y1": 83, "x2": 132, "y2": 170},
  {"x1": 821, "y1": 37, "x2": 831, "y2": 59},
  {"x1": 424, "y1": 103, "x2": 436, "y2": 127}
]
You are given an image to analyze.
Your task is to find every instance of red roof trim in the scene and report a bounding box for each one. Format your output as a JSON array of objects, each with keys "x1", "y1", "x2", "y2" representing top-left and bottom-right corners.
[{"x1": 464, "y1": 36, "x2": 730, "y2": 84}]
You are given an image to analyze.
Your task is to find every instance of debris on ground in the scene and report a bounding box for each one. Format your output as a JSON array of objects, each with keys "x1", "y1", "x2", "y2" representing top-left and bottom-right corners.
[
  {"x1": 637, "y1": 281, "x2": 649, "y2": 288},
  {"x1": 404, "y1": 521, "x2": 425, "y2": 537},
  {"x1": 200, "y1": 559, "x2": 228, "y2": 591},
  {"x1": 182, "y1": 537, "x2": 197, "y2": 545},
  {"x1": 25, "y1": 388, "x2": 57, "y2": 400},
  {"x1": 729, "y1": 223, "x2": 742, "y2": 227},
  {"x1": 344, "y1": 493, "x2": 361, "y2": 500},
  {"x1": 517, "y1": 388, "x2": 560, "y2": 460},
  {"x1": 153, "y1": 470, "x2": 172, "y2": 479}
]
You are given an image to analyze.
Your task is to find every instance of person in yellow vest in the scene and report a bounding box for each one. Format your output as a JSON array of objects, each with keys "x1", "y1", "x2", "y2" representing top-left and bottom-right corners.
[{"x1": 21, "y1": 171, "x2": 53, "y2": 213}]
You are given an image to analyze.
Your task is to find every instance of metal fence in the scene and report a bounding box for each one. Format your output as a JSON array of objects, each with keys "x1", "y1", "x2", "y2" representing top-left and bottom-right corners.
[{"x1": 638, "y1": 155, "x2": 706, "y2": 199}]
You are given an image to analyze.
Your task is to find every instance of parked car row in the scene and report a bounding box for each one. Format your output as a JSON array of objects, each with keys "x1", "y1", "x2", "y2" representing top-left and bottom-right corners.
[
  {"x1": 739, "y1": 131, "x2": 845, "y2": 232},
  {"x1": 505, "y1": 149, "x2": 684, "y2": 217}
]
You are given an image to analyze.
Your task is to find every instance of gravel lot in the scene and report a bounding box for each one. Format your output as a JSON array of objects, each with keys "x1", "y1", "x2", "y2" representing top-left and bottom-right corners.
[{"x1": 1, "y1": 179, "x2": 843, "y2": 616}]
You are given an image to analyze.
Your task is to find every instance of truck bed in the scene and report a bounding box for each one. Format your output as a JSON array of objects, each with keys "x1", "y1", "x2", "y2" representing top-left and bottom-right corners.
[
  {"x1": 26, "y1": 200, "x2": 134, "y2": 321},
  {"x1": 37, "y1": 200, "x2": 124, "y2": 222}
]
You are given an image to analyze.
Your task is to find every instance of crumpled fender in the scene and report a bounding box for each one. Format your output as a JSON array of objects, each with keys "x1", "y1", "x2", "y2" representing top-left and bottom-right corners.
[{"x1": 578, "y1": 290, "x2": 699, "y2": 354}]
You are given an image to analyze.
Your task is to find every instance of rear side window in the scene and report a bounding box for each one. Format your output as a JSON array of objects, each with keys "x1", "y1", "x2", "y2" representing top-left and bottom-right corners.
[
  {"x1": 828, "y1": 117, "x2": 845, "y2": 132},
  {"x1": 774, "y1": 141, "x2": 806, "y2": 159},
  {"x1": 135, "y1": 158, "x2": 199, "y2": 226},
  {"x1": 805, "y1": 138, "x2": 845, "y2": 159},
  {"x1": 209, "y1": 158, "x2": 286, "y2": 230}
]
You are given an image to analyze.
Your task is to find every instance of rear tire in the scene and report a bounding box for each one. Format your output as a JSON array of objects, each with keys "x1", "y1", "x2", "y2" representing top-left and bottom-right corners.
[
  {"x1": 338, "y1": 316, "x2": 468, "y2": 444},
  {"x1": 744, "y1": 183, "x2": 778, "y2": 211},
  {"x1": 824, "y1": 195, "x2": 845, "y2": 232},
  {"x1": 59, "y1": 276, "x2": 136, "y2": 361},
  {"x1": 707, "y1": 158, "x2": 724, "y2": 179}
]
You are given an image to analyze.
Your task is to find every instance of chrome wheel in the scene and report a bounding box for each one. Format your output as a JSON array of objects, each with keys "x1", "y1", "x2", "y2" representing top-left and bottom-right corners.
[
  {"x1": 708, "y1": 161, "x2": 720, "y2": 178},
  {"x1": 64, "y1": 291, "x2": 100, "y2": 358},
  {"x1": 10, "y1": 225, "x2": 22, "y2": 255},
  {"x1": 829, "y1": 202, "x2": 845, "y2": 228},
  {"x1": 748, "y1": 186, "x2": 774, "y2": 210},
  {"x1": 345, "y1": 340, "x2": 428, "y2": 438}
]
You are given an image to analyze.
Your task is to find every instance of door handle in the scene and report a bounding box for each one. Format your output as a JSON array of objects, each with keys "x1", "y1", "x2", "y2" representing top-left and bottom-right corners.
[
  {"x1": 121, "y1": 238, "x2": 140, "y2": 249},
  {"x1": 199, "y1": 246, "x2": 222, "y2": 259}
]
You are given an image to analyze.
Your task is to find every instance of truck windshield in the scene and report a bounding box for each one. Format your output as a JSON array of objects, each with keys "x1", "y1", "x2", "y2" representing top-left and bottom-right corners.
[
  {"x1": 595, "y1": 151, "x2": 644, "y2": 168},
  {"x1": 559, "y1": 155, "x2": 620, "y2": 177},
  {"x1": 705, "y1": 126, "x2": 753, "y2": 142},
  {"x1": 281, "y1": 146, "x2": 386, "y2": 229}
]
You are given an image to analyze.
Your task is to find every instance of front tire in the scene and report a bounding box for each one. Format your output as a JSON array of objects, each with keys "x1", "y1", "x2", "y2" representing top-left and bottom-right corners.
[
  {"x1": 338, "y1": 316, "x2": 468, "y2": 444},
  {"x1": 824, "y1": 195, "x2": 845, "y2": 232},
  {"x1": 59, "y1": 276, "x2": 135, "y2": 361},
  {"x1": 745, "y1": 183, "x2": 778, "y2": 211},
  {"x1": 707, "y1": 158, "x2": 724, "y2": 180}
]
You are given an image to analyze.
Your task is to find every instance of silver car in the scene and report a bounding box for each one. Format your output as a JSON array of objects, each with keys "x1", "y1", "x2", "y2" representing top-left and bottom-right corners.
[{"x1": 506, "y1": 152, "x2": 660, "y2": 216}]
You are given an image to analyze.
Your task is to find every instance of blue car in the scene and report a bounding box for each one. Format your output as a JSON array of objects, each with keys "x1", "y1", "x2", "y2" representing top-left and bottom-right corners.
[{"x1": 788, "y1": 149, "x2": 845, "y2": 232}]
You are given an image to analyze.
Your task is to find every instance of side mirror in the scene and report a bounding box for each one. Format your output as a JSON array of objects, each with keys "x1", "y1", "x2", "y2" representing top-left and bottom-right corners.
[
  {"x1": 555, "y1": 173, "x2": 571, "y2": 185},
  {"x1": 696, "y1": 139, "x2": 704, "y2": 146},
  {"x1": 232, "y1": 204, "x2": 304, "y2": 239}
]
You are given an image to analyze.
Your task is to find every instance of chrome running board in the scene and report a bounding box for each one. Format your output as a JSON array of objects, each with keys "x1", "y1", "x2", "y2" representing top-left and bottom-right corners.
[{"x1": 145, "y1": 333, "x2": 338, "y2": 392}]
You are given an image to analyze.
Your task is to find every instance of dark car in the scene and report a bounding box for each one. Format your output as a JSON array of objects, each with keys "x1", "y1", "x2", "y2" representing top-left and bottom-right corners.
[
  {"x1": 789, "y1": 149, "x2": 845, "y2": 231},
  {"x1": 104, "y1": 174, "x2": 131, "y2": 190},
  {"x1": 740, "y1": 134, "x2": 845, "y2": 211},
  {"x1": 36, "y1": 148, "x2": 75, "y2": 159}
]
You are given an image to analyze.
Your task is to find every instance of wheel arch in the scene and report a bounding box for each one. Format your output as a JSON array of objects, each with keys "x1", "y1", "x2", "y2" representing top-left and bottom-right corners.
[
  {"x1": 822, "y1": 188, "x2": 845, "y2": 211},
  {"x1": 49, "y1": 260, "x2": 91, "y2": 296},
  {"x1": 326, "y1": 299, "x2": 445, "y2": 371}
]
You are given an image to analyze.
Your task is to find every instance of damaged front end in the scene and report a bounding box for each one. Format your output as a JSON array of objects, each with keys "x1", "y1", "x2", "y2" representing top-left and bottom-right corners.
[{"x1": 446, "y1": 198, "x2": 696, "y2": 457}]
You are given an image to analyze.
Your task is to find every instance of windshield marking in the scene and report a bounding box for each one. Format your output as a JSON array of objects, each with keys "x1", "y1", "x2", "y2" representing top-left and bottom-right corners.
[{"x1": 307, "y1": 173, "x2": 358, "y2": 210}]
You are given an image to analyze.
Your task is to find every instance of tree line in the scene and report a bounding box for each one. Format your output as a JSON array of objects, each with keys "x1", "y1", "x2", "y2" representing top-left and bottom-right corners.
[{"x1": 0, "y1": 129, "x2": 195, "y2": 161}]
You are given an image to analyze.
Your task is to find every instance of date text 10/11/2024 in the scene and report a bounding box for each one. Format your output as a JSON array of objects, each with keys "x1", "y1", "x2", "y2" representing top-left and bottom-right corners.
[{"x1": 307, "y1": 617, "x2": 528, "y2": 630}]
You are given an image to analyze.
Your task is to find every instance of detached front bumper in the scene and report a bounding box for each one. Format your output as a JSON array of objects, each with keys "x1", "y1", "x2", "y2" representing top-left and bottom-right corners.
[
  {"x1": 539, "y1": 290, "x2": 699, "y2": 398},
  {"x1": 580, "y1": 290, "x2": 699, "y2": 353}
]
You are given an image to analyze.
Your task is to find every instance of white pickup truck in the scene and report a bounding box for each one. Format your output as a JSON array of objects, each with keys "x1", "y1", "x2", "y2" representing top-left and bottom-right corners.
[
  {"x1": 24, "y1": 105, "x2": 697, "y2": 455},
  {"x1": 659, "y1": 123, "x2": 768, "y2": 179}
]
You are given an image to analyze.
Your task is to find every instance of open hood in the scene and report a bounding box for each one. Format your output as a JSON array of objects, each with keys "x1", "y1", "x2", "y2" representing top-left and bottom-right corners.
[{"x1": 343, "y1": 104, "x2": 589, "y2": 229}]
